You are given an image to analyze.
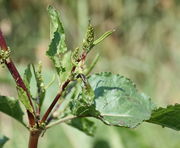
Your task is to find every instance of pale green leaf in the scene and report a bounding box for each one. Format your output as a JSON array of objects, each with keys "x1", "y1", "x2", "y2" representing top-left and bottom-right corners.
[
  {"x1": 17, "y1": 87, "x2": 33, "y2": 114},
  {"x1": 0, "y1": 134, "x2": 9, "y2": 147},
  {"x1": 147, "y1": 104, "x2": 180, "y2": 130},
  {"x1": 88, "y1": 72, "x2": 154, "y2": 128},
  {"x1": 0, "y1": 96, "x2": 25, "y2": 126}
]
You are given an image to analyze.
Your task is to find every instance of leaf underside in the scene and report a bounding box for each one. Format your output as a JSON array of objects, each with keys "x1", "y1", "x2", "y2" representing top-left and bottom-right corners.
[
  {"x1": 88, "y1": 72, "x2": 154, "y2": 128},
  {"x1": 0, "y1": 96, "x2": 25, "y2": 126},
  {"x1": 147, "y1": 104, "x2": 180, "y2": 130}
]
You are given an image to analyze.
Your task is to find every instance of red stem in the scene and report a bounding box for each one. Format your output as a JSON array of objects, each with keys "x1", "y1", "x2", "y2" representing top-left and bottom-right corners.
[
  {"x1": 0, "y1": 30, "x2": 36, "y2": 126},
  {"x1": 40, "y1": 79, "x2": 71, "y2": 123},
  {"x1": 28, "y1": 130, "x2": 41, "y2": 148},
  {"x1": 41, "y1": 52, "x2": 88, "y2": 124}
]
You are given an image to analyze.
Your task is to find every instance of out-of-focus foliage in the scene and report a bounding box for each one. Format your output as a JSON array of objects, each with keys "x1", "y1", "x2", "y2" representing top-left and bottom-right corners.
[{"x1": 1, "y1": 0, "x2": 180, "y2": 148}]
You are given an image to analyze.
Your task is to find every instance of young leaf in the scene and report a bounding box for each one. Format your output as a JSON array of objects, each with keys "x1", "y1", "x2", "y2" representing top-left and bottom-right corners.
[
  {"x1": 46, "y1": 5, "x2": 67, "y2": 75},
  {"x1": 147, "y1": 104, "x2": 180, "y2": 130},
  {"x1": 23, "y1": 64, "x2": 32, "y2": 91},
  {"x1": 60, "y1": 51, "x2": 73, "y2": 83},
  {"x1": 32, "y1": 63, "x2": 46, "y2": 108},
  {"x1": 17, "y1": 87, "x2": 33, "y2": 114},
  {"x1": 0, "y1": 134, "x2": 9, "y2": 147},
  {"x1": 67, "y1": 118, "x2": 96, "y2": 136},
  {"x1": 93, "y1": 30, "x2": 115, "y2": 46},
  {"x1": 69, "y1": 80, "x2": 99, "y2": 117},
  {"x1": 0, "y1": 96, "x2": 25, "y2": 126},
  {"x1": 88, "y1": 72, "x2": 154, "y2": 128}
]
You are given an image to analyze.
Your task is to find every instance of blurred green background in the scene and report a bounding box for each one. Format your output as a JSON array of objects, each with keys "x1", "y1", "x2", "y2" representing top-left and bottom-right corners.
[{"x1": 0, "y1": 0, "x2": 180, "y2": 147}]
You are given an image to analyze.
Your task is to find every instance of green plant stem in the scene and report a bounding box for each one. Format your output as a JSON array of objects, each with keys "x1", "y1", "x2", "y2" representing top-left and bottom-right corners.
[
  {"x1": 85, "y1": 53, "x2": 100, "y2": 75},
  {"x1": 46, "y1": 115, "x2": 77, "y2": 129},
  {"x1": 28, "y1": 130, "x2": 42, "y2": 148}
]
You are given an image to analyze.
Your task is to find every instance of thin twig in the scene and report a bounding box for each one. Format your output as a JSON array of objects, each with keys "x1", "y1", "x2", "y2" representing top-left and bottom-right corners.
[
  {"x1": 46, "y1": 115, "x2": 77, "y2": 129},
  {"x1": 40, "y1": 79, "x2": 71, "y2": 123}
]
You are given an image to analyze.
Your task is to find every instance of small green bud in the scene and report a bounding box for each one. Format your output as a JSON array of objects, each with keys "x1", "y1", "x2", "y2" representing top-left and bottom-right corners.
[{"x1": 0, "y1": 47, "x2": 11, "y2": 64}]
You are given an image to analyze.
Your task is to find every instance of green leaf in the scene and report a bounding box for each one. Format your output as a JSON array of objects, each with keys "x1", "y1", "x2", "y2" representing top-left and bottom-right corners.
[
  {"x1": 88, "y1": 72, "x2": 154, "y2": 128},
  {"x1": 147, "y1": 104, "x2": 180, "y2": 130},
  {"x1": 17, "y1": 87, "x2": 33, "y2": 114},
  {"x1": 0, "y1": 96, "x2": 24, "y2": 126},
  {"x1": 60, "y1": 51, "x2": 73, "y2": 83},
  {"x1": 0, "y1": 134, "x2": 9, "y2": 147},
  {"x1": 32, "y1": 63, "x2": 46, "y2": 107},
  {"x1": 67, "y1": 118, "x2": 96, "y2": 136},
  {"x1": 46, "y1": 6, "x2": 67, "y2": 75},
  {"x1": 69, "y1": 80, "x2": 99, "y2": 117},
  {"x1": 23, "y1": 64, "x2": 32, "y2": 91},
  {"x1": 93, "y1": 30, "x2": 115, "y2": 46}
]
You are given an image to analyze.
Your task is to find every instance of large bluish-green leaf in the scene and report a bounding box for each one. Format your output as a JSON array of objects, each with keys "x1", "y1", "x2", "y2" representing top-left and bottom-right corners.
[
  {"x1": 0, "y1": 96, "x2": 25, "y2": 126},
  {"x1": 68, "y1": 118, "x2": 96, "y2": 136},
  {"x1": 0, "y1": 134, "x2": 9, "y2": 147},
  {"x1": 147, "y1": 104, "x2": 180, "y2": 130},
  {"x1": 88, "y1": 72, "x2": 154, "y2": 128}
]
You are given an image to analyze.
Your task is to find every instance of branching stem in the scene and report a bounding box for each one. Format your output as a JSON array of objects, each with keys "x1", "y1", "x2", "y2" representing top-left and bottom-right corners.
[{"x1": 46, "y1": 115, "x2": 77, "y2": 129}]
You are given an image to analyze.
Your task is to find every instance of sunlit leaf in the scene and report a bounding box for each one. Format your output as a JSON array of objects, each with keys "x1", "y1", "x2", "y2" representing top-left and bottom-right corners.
[
  {"x1": 46, "y1": 5, "x2": 67, "y2": 75},
  {"x1": 88, "y1": 72, "x2": 154, "y2": 128}
]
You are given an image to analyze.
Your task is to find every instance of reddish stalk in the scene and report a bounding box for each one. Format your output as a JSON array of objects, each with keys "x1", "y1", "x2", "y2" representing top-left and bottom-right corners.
[
  {"x1": 40, "y1": 79, "x2": 71, "y2": 123},
  {"x1": 0, "y1": 30, "x2": 36, "y2": 126},
  {"x1": 41, "y1": 52, "x2": 88, "y2": 124},
  {"x1": 28, "y1": 130, "x2": 42, "y2": 148}
]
